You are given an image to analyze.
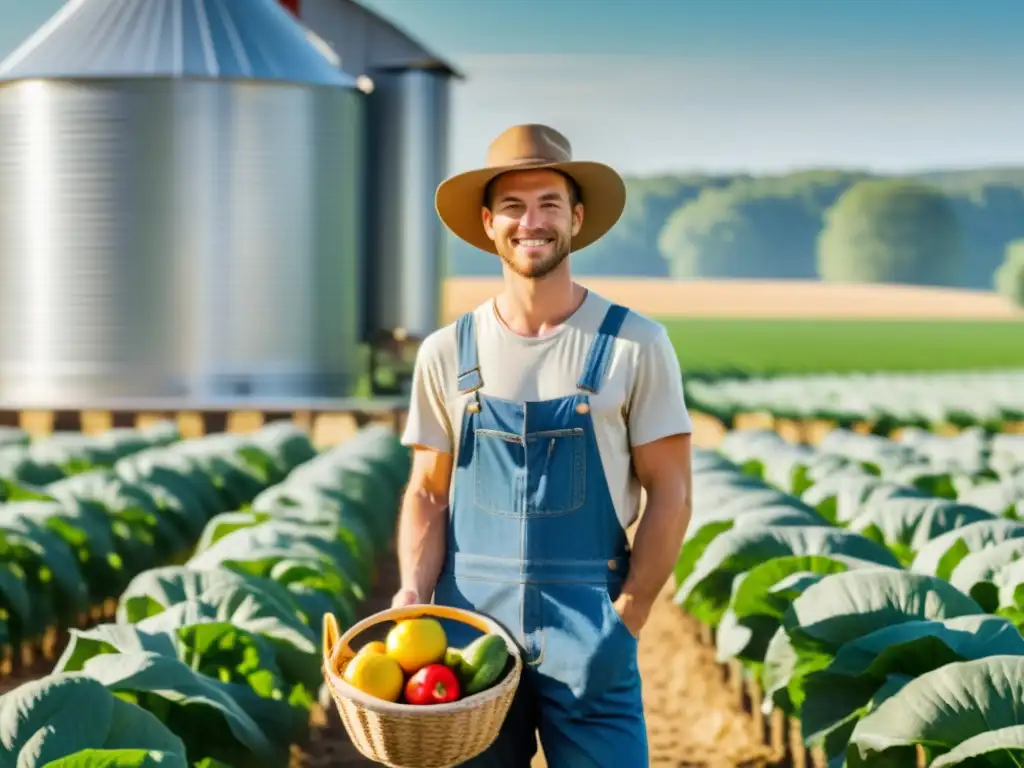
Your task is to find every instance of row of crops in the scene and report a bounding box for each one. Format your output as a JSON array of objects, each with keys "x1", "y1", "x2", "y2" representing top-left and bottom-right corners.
[
  {"x1": 0, "y1": 419, "x2": 409, "y2": 767},
  {"x1": 685, "y1": 370, "x2": 1024, "y2": 429},
  {"x1": 676, "y1": 424, "x2": 1024, "y2": 766}
]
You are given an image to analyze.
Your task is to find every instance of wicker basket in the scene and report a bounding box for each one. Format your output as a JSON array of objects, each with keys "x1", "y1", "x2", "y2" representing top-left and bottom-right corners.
[{"x1": 322, "y1": 604, "x2": 523, "y2": 768}]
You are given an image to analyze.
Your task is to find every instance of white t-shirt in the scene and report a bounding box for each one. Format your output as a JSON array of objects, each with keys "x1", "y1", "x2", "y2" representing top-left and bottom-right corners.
[{"x1": 401, "y1": 289, "x2": 693, "y2": 530}]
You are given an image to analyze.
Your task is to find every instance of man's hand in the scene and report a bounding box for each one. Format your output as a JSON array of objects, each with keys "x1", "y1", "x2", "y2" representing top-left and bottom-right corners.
[
  {"x1": 391, "y1": 588, "x2": 421, "y2": 609},
  {"x1": 613, "y1": 592, "x2": 649, "y2": 639}
]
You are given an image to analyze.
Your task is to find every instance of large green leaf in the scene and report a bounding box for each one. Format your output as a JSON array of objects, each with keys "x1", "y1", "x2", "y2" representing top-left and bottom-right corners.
[
  {"x1": 847, "y1": 655, "x2": 1024, "y2": 767},
  {"x1": 114, "y1": 454, "x2": 221, "y2": 523},
  {"x1": 114, "y1": 567, "x2": 317, "y2": 687},
  {"x1": 54, "y1": 624, "x2": 180, "y2": 674},
  {"x1": 958, "y1": 478, "x2": 1024, "y2": 518},
  {"x1": 930, "y1": 726, "x2": 1024, "y2": 767},
  {"x1": 196, "y1": 518, "x2": 373, "y2": 593},
  {"x1": 53, "y1": 617, "x2": 307, "y2": 749},
  {"x1": 693, "y1": 479, "x2": 786, "y2": 513},
  {"x1": 168, "y1": 437, "x2": 275, "y2": 508},
  {"x1": 186, "y1": 539, "x2": 360, "y2": 628},
  {"x1": 0, "y1": 518, "x2": 89, "y2": 634},
  {"x1": 0, "y1": 445, "x2": 65, "y2": 486},
  {"x1": 143, "y1": 616, "x2": 309, "y2": 747},
  {"x1": 714, "y1": 555, "x2": 885, "y2": 665},
  {"x1": 116, "y1": 566, "x2": 304, "y2": 627},
  {"x1": 800, "y1": 475, "x2": 923, "y2": 525},
  {"x1": 138, "y1": 600, "x2": 318, "y2": 692},
  {"x1": 256, "y1": 466, "x2": 393, "y2": 552},
  {"x1": 781, "y1": 568, "x2": 984, "y2": 652},
  {"x1": 0, "y1": 560, "x2": 32, "y2": 646},
  {"x1": 675, "y1": 526, "x2": 901, "y2": 626},
  {"x1": 42, "y1": 749, "x2": 186, "y2": 767},
  {"x1": 49, "y1": 471, "x2": 206, "y2": 548},
  {"x1": 845, "y1": 498, "x2": 993, "y2": 566},
  {"x1": 949, "y1": 538, "x2": 1024, "y2": 611},
  {"x1": 0, "y1": 674, "x2": 186, "y2": 768},
  {"x1": 801, "y1": 615, "x2": 1024, "y2": 762},
  {"x1": 753, "y1": 449, "x2": 855, "y2": 495},
  {"x1": 911, "y1": 518, "x2": 1024, "y2": 581},
  {"x1": 731, "y1": 555, "x2": 886, "y2": 622},
  {"x1": 3, "y1": 500, "x2": 123, "y2": 600},
  {"x1": 889, "y1": 464, "x2": 996, "y2": 500},
  {"x1": 761, "y1": 568, "x2": 984, "y2": 716},
  {"x1": 247, "y1": 423, "x2": 317, "y2": 476},
  {"x1": 70, "y1": 652, "x2": 279, "y2": 767},
  {"x1": 675, "y1": 505, "x2": 828, "y2": 589}
]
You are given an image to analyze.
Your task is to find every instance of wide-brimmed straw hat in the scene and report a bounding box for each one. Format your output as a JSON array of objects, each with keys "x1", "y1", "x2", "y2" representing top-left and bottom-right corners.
[{"x1": 435, "y1": 123, "x2": 626, "y2": 255}]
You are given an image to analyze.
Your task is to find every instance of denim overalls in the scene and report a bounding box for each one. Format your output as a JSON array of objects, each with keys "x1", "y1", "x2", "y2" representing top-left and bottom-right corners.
[{"x1": 432, "y1": 304, "x2": 649, "y2": 767}]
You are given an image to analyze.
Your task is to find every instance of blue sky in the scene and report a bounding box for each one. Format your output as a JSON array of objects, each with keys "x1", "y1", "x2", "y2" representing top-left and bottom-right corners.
[{"x1": 1, "y1": 0, "x2": 1021, "y2": 176}]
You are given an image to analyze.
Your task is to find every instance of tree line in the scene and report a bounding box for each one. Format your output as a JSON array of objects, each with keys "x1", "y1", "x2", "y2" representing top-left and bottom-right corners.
[{"x1": 448, "y1": 167, "x2": 1024, "y2": 305}]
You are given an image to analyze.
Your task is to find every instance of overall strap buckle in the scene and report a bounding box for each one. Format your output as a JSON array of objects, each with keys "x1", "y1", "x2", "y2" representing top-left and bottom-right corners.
[
  {"x1": 455, "y1": 311, "x2": 483, "y2": 394},
  {"x1": 577, "y1": 304, "x2": 630, "y2": 394}
]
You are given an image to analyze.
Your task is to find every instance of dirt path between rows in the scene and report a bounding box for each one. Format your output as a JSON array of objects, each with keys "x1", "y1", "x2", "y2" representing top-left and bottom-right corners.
[{"x1": 302, "y1": 545, "x2": 767, "y2": 767}]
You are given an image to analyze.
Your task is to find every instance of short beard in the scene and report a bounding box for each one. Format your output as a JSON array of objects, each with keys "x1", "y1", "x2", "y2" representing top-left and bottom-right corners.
[{"x1": 497, "y1": 241, "x2": 570, "y2": 279}]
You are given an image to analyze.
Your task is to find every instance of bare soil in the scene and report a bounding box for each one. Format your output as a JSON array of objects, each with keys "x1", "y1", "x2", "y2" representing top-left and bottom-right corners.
[{"x1": 443, "y1": 278, "x2": 1022, "y2": 321}]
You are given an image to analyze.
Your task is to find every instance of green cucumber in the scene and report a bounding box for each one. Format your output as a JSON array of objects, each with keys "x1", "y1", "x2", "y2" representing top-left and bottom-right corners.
[{"x1": 445, "y1": 634, "x2": 510, "y2": 695}]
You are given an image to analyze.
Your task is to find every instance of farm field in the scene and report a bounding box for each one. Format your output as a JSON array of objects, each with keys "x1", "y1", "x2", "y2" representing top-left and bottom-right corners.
[
  {"x1": 0, "y1": 418, "x2": 409, "y2": 766},
  {"x1": 444, "y1": 278, "x2": 1024, "y2": 374},
  {"x1": 666, "y1": 318, "x2": 1024, "y2": 374},
  {"x1": 678, "y1": 423, "x2": 1024, "y2": 765},
  {"x1": 0, "y1": 413, "x2": 770, "y2": 767},
  {"x1": 5, "y1": 386, "x2": 1024, "y2": 767},
  {"x1": 684, "y1": 369, "x2": 1024, "y2": 433}
]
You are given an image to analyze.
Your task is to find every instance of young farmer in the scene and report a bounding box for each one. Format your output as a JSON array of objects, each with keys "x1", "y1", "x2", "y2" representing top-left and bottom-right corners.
[{"x1": 394, "y1": 123, "x2": 693, "y2": 766}]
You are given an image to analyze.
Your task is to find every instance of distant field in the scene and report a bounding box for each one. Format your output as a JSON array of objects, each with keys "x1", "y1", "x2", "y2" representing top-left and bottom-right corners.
[
  {"x1": 443, "y1": 278, "x2": 1022, "y2": 321},
  {"x1": 442, "y1": 278, "x2": 1024, "y2": 373},
  {"x1": 662, "y1": 318, "x2": 1024, "y2": 373}
]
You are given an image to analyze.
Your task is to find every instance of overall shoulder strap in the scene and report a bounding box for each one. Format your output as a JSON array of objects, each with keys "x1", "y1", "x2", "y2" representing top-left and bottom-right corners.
[
  {"x1": 455, "y1": 311, "x2": 483, "y2": 393},
  {"x1": 577, "y1": 304, "x2": 630, "y2": 394}
]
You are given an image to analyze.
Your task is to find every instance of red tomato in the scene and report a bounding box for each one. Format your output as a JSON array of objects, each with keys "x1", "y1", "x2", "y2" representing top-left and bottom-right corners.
[{"x1": 404, "y1": 663, "x2": 461, "y2": 705}]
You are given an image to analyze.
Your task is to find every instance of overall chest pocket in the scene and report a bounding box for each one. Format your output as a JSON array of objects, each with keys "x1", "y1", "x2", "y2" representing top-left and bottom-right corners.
[{"x1": 474, "y1": 427, "x2": 587, "y2": 517}]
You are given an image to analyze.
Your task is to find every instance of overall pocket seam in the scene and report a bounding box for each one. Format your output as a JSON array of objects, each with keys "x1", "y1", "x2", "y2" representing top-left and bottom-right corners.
[
  {"x1": 525, "y1": 431, "x2": 586, "y2": 516},
  {"x1": 474, "y1": 429, "x2": 522, "y2": 516},
  {"x1": 474, "y1": 429, "x2": 587, "y2": 518}
]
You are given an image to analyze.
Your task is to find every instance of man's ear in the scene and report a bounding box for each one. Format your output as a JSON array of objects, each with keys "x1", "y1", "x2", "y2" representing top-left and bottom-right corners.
[
  {"x1": 482, "y1": 207, "x2": 496, "y2": 240},
  {"x1": 571, "y1": 202, "x2": 584, "y2": 237}
]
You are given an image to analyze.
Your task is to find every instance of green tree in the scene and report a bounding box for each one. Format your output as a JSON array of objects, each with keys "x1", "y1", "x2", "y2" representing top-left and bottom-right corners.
[
  {"x1": 657, "y1": 173, "x2": 860, "y2": 279},
  {"x1": 447, "y1": 167, "x2": 1024, "y2": 286},
  {"x1": 817, "y1": 179, "x2": 964, "y2": 285},
  {"x1": 944, "y1": 185, "x2": 1024, "y2": 289},
  {"x1": 569, "y1": 175, "x2": 717, "y2": 276},
  {"x1": 994, "y1": 239, "x2": 1024, "y2": 307}
]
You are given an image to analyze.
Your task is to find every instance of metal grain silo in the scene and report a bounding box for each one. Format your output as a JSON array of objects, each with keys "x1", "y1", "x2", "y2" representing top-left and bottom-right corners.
[
  {"x1": 0, "y1": 0, "x2": 365, "y2": 406},
  {"x1": 289, "y1": 0, "x2": 461, "y2": 394}
]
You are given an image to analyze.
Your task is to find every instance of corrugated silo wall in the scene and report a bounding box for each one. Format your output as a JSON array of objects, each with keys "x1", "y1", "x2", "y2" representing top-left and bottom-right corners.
[
  {"x1": 362, "y1": 68, "x2": 451, "y2": 343},
  {"x1": 0, "y1": 77, "x2": 367, "y2": 406}
]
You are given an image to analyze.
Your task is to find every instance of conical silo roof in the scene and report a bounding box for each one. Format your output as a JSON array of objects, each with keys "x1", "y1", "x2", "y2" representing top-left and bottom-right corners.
[{"x1": 0, "y1": 0, "x2": 356, "y2": 87}]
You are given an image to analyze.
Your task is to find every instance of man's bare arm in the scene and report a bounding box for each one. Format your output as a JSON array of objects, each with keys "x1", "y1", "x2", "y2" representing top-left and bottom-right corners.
[
  {"x1": 394, "y1": 446, "x2": 454, "y2": 605},
  {"x1": 617, "y1": 432, "x2": 692, "y2": 634}
]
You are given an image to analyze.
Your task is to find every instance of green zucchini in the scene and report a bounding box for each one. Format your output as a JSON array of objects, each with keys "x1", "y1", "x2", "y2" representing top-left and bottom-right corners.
[{"x1": 444, "y1": 634, "x2": 510, "y2": 695}]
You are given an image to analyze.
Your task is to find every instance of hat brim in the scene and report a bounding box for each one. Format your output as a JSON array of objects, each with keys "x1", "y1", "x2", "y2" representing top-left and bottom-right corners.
[{"x1": 435, "y1": 160, "x2": 626, "y2": 255}]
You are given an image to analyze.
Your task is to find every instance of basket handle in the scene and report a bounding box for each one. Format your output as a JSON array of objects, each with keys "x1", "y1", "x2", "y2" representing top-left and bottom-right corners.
[{"x1": 322, "y1": 603, "x2": 514, "y2": 666}]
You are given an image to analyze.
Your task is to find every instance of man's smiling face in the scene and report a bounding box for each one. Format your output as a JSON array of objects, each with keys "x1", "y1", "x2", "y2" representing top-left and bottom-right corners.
[{"x1": 482, "y1": 168, "x2": 583, "y2": 279}]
